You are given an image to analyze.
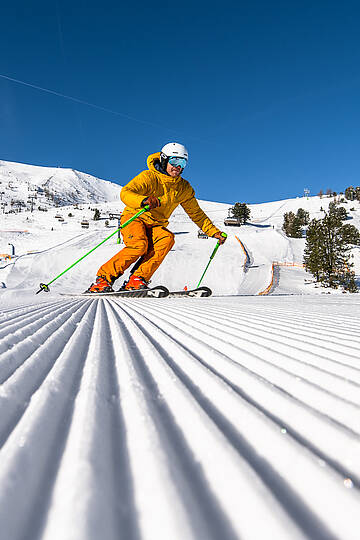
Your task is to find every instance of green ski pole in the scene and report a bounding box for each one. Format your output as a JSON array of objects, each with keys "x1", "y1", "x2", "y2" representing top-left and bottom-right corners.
[
  {"x1": 197, "y1": 232, "x2": 227, "y2": 288},
  {"x1": 36, "y1": 205, "x2": 150, "y2": 294}
]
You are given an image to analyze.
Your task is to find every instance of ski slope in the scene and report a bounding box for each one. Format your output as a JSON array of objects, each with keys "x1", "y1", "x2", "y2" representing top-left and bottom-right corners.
[
  {"x1": 1, "y1": 295, "x2": 360, "y2": 540},
  {"x1": 1, "y1": 166, "x2": 360, "y2": 539},
  {"x1": 2, "y1": 194, "x2": 359, "y2": 299}
]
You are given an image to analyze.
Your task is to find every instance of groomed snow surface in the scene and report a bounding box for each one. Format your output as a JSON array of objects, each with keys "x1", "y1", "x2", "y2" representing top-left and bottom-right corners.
[
  {"x1": 1, "y1": 296, "x2": 360, "y2": 540},
  {"x1": 1, "y1": 176, "x2": 360, "y2": 539}
]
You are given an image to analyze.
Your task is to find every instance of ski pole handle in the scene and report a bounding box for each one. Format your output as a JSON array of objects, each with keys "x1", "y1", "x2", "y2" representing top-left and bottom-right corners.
[{"x1": 210, "y1": 232, "x2": 228, "y2": 259}]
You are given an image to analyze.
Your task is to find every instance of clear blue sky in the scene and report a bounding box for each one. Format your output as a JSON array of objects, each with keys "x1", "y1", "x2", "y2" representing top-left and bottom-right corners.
[{"x1": 1, "y1": 0, "x2": 359, "y2": 204}]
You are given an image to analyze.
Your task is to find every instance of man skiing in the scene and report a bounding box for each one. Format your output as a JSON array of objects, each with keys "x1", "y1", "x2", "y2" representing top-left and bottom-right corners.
[{"x1": 86, "y1": 142, "x2": 226, "y2": 293}]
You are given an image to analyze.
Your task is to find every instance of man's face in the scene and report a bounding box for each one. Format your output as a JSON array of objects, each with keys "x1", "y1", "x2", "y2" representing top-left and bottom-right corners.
[{"x1": 166, "y1": 161, "x2": 182, "y2": 177}]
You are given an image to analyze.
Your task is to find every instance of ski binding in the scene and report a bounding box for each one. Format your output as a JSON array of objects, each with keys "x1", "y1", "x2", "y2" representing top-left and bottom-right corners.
[{"x1": 168, "y1": 286, "x2": 212, "y2": 298}]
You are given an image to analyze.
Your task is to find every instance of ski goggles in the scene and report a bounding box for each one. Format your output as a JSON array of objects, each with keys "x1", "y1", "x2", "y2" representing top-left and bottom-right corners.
[{"x1": 168, "y1": 156, "x2": 187, "y2": 169}]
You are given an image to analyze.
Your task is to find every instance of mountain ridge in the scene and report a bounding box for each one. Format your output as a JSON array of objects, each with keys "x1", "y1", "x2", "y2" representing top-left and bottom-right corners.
[{"x1": 0, "y1": 159, "x2": 121, "y2": 211}]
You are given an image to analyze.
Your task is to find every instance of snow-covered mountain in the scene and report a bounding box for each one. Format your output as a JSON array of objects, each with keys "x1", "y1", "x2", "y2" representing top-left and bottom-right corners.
[
  {"x1": 0, "y1": 159, "x2": 120, "y2": 211},
  {"x1": 1, "y1": 160, "x2": 360, "y2": 540}
]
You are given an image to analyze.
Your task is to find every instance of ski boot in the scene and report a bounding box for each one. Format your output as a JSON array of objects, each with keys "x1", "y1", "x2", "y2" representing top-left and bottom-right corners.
[
  {"x1": 85, "y1": 276, "x2": 114, "y2": 293},
  {"x1": 122, "y1": 275, "x2": 149, "y2": 291}
]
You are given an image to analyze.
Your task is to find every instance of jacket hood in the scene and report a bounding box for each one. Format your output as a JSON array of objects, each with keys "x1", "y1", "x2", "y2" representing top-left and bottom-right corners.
[{"x1": 147, "y1": 152, "x2": 182, "y2": 183}]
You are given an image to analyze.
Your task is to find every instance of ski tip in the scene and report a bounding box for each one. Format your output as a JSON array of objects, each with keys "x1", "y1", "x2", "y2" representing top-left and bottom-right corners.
[
  {"x1": 151, "y1": 285, "x2": 169, "y2": 296},
  {"x1": 197, "y1": 286, "x2": 212, "y2": 297}
]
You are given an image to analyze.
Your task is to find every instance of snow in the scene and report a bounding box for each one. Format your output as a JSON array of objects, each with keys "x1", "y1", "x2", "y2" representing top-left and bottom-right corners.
[
  {"x1": 0, "y1": 159, "x2": 120, "y2": 208},
  {"x1": 1, "y1": 160, "x2": 360, "y2": 539}
]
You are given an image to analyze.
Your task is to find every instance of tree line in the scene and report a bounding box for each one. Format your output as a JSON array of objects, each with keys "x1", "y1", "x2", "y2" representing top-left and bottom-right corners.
[
  {"x1": 304, "y1": 202, "x2": 360, "y2": 292},
  {"x1": 282, "y1": 201, "x2": 359, "y2": 292},
  {"x1": 317, "y1": 185, "x2": 360, "y2": 200}
]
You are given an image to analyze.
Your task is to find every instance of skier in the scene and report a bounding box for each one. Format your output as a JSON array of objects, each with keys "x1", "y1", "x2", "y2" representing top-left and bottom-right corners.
[{"x1": 86, "y1": 142, "x2": 227, "y2": 293}]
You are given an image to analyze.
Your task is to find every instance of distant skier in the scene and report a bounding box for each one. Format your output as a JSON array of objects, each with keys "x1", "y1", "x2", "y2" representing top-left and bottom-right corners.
[{"x1": 86, "y1": 142, "x2": 226, "y2": 293}]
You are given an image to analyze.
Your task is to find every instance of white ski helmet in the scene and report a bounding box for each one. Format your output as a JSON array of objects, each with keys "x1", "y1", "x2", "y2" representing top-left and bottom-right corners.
[{"x1": 160, "y1": 142, "x2": 188, "y2": 168}]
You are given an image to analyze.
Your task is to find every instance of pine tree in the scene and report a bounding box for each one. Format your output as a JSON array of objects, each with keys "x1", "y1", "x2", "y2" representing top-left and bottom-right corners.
[
  {"x1": 93, "y1": 208, "x2": 101, "y2": 221},
  {"x1": 329, "y1": 201, "x2": 348, "y2": 221},
  {"x1": 304, "y1": 205, "x2": 358, "y2": 292},
  {"x1": 282, "y1": 211, "x2": 302, "y2": 238},
  {"x1": 231, "y1": 203, "x2": 251, "y2": 224},
  {"x1": 304, "y1": 219, "x2": 323, "y2": 282},
  {"x1": 337, "y1": 267, "x2": 358, "y2": 293},
  {"x1": 340, "y1": 224, "x2": 360, "y2": 245},
  {"x1": 320, "y1": 210, "x2": 343, "y2": 284},
  {"x1": 345, "y1": 186, "x2": 355, "y2": 201},
  {"x1": 296, "y1": 208, "x2": 310, "y2": 226}
]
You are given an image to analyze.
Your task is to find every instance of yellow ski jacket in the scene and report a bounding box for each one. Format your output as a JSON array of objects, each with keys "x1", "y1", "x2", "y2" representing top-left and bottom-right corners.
[{"x1": 120, "y1": 152, "x2": 220, "y2": 236}]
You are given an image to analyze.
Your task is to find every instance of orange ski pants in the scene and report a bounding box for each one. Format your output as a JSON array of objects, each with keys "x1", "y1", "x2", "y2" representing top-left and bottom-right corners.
[{"x1": 97, "y1": 211, "x2": 175, "y2": 283}]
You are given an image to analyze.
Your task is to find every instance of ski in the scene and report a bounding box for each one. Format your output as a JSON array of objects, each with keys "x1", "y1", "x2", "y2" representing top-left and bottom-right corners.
[
  {"x1": 61, "y1": 285, "x2": 211, "y2": 298},
  {"x1": 61, "y1": 286, "x2": 169, "y2": 298},
  {"x1": 168, "y1": 286, "x2": 212, "y2": 298}
]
